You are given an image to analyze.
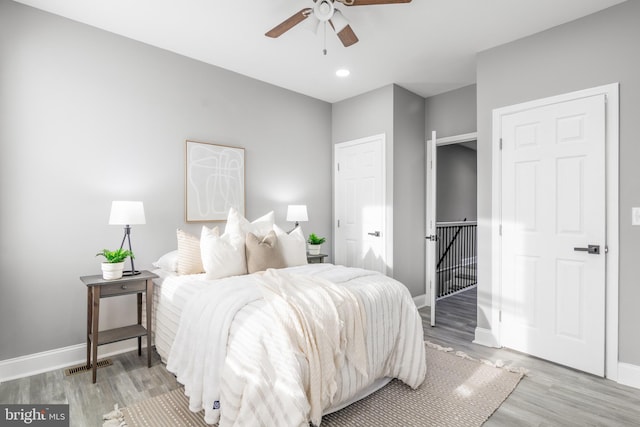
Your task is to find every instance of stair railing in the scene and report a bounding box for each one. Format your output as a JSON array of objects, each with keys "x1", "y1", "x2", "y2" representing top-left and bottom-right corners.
[{"x1": 435, "y1": 220, "x2": 477, "y2": 300}]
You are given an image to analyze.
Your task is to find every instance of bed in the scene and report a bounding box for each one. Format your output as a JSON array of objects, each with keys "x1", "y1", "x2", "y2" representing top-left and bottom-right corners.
[{"x1": 149, "y1": 209, "x2": 426, "y2": 426}]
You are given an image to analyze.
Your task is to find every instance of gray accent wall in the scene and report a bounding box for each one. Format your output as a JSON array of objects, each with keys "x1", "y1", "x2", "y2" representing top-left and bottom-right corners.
[
  {"x1": 0, "y1": 1, "x2": 332, "y2": 361},
  {"x1": 476, "y1": 1, "x2": 640, "y2": 365},
  {"x1": 332, "y1": 84, "x2": 426, "y2": 297}
]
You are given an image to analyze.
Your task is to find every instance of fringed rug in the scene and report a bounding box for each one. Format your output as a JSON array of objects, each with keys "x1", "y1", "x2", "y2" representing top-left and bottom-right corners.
[{"x1": 104, "y1": 342, "x2": 525, "y2": 427}]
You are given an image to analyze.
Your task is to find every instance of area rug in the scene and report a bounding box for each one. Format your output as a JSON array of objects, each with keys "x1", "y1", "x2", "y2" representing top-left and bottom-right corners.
[{"x1": 105, "y1": 342, "x2": 525, "y2": 427}]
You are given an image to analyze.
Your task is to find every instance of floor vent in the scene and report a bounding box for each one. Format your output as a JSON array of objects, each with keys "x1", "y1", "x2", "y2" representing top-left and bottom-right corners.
[{"x1": 64, "y1": 358, "x2": 113, "y2": 376}]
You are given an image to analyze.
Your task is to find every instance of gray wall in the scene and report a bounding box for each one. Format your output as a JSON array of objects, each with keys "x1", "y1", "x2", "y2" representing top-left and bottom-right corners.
[
  {"x1": 437, "y1": 145, "x2": 477, "y2": 222},
  {"x1": 476, "y1": 1, "x2": 640, "y2": 365},
  {"x1": 392, "y1": 85, "x2": 426, "y2": 297},
  {"x1": 0, "y1": 1, "x2": 332, "y2": 361},
  {"x1": 424, "y1": 84, "x2": 477, "y2": 221},
  {"x1": 425, "y1": 84, "x2": 477, "y2": 138},
  {"x1": 332, "y1": 84, "x2": 426, "y2": 297}
]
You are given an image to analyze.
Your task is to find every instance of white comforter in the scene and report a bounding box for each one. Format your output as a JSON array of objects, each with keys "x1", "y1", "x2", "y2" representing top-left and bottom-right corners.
[{"x1": 166, "y1": 264, "x2": 426, "y2": 426}]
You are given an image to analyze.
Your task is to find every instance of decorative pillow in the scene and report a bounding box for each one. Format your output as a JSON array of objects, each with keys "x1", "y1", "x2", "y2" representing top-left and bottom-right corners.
[
  {"x1": 273, "y1": 224, "x2": 308, "y2": 267},
  {"x1": 152, "y1": 250, "x2": 179, "y2": 273},
  {"x1": 245, "y1": 231, "x2": 285, "y2": 274},
  {"x1": 176, "y1": 229, "x2": 204, "y2": 275},
  {"x1": 226, "y1": 207, "x2": 275, "y2": 238},
  {"x1": 200, "y1": 225, "x2": 247, "y2": 279}
]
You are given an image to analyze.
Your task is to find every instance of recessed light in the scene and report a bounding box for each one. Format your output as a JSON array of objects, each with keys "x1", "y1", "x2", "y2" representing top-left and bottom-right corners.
[{"x1": 336, "y1": 69, "x2": 350, "y2": 77}]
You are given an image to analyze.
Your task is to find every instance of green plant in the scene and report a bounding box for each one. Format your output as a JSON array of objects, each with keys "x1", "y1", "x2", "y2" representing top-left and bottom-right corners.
[
  {"x1": 307, "y1": 233, "x2": 326, "y2": 245},
  {"x1": 96, "y1": 248, "x2": 134, "y2": 264}
]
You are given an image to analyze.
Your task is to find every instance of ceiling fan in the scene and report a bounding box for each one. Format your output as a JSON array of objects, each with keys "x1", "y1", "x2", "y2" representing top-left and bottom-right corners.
[{"x1": 265, "y1": 0, "x2": 412, "y2": 52}]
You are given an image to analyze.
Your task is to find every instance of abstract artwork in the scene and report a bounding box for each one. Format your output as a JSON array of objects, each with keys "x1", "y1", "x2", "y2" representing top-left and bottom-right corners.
[{"x1": 185, "y1": 140, "x2": 245, "y2": 222}]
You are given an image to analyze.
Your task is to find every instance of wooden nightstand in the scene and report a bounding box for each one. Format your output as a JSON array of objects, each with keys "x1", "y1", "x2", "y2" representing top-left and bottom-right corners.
[
  {"x1": 80, "y1": 270, "x2": 158, "y2": 383},
  {"x1": 307, "y1": 253, "x2": 328, "y2": 264}
]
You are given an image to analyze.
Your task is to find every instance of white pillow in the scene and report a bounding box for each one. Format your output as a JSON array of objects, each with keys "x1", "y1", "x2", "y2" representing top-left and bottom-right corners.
[
  {"x1": 200, "y1": 225, "x2": 247, "y2": 279},
  {"x1": 226, "y1": 207, "x2": 274, "y2": 238},
  {"x1": 152, "y1": 250, "x2": 179, "y2": 272},
  {"x1": 273, "y1": 224, "x2": 308, "y2": 267}
]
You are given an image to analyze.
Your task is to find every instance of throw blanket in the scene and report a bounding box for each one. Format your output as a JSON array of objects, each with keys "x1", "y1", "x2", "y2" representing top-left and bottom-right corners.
[
  {"x1": 166, "y1": 276, "x2": 262, "y2": 419},
  {"x1": 257, "y1": 269, "x2": 368, "y2": 425},
  {"x1": 167, "y1": 265, "x2": 426, "y2": 426}
]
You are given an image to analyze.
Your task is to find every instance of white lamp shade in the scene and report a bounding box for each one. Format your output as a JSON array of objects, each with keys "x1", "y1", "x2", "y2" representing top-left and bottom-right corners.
[
  {"x1": 109, "y1": 201, "x2": 146, "y2": 225},
  {"x1": 286, "y1": 205, "x2": 308, "y2": 222}
]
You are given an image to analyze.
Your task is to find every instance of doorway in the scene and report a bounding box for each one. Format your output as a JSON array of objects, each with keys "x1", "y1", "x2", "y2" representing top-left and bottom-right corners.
[{"x1": 425, "y1": 132, "x2": 478, "y2": 326}]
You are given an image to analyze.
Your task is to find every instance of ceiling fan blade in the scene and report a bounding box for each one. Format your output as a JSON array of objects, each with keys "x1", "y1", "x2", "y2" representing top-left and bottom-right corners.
[
  {"x1": 337, "y1": 0, "x2": 411, "y2": 5},
  {"x1": 335, "y1": 24, "x2": 359, "y2": 47},
  {"x1": 265, "y1": 8, "x2": 312, "y2": 38}
]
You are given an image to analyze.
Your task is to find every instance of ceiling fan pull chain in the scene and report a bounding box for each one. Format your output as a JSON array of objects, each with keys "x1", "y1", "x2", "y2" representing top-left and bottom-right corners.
[{"x1": 323, "y1": 22, "x2": 327, "y2": 55}]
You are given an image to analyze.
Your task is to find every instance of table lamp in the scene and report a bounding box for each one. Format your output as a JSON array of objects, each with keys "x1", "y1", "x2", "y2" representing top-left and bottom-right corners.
[
  {"x1": 286, "y1": 205, "x2": 308, "y2": 230},
  {"x1": 109, "y1": 201, "x2": 145, "y2": 276}
]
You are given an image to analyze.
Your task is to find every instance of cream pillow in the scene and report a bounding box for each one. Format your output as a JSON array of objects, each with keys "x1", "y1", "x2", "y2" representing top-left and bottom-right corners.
[
  {"x1": 200, "y1": 225, "x2": 247, "y2": 279},
  {"x1": 273, "y1": 224, "x2": 308, "y2": 267},
  {"x1": 245, "y1": 231, "x2": 285, "y2": 274},
  {"x1": 176, "y1": 229, "x2": 204, "y2": 275}
]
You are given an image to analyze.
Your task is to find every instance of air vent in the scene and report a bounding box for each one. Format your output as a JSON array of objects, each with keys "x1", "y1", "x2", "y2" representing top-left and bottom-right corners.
[{"x1": 64, "y1": 358, "x2": 113, "y2": 376}]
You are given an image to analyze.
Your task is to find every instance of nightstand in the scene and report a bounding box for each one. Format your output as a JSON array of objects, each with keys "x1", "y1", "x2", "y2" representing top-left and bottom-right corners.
[
  {"x1": 307, "y1": 253, "x2": 328, "y2": 264},
  {"x1": 80, "y1": 270, "x2": 158, "y2": 383}
]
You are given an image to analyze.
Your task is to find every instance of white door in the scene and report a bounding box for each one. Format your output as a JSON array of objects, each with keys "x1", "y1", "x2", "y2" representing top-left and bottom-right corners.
[
  {"x1": 425, "y1": 131, "x2": 437, "y2": 326},
  {"x1": 334, "y1": 135, "x2": 386, "y2": 273},
  {"x1": 500, "y1": 94, "x2": 606, "y2": 376}
]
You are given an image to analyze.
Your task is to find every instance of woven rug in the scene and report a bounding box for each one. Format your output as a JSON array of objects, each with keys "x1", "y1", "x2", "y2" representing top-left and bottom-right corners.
[{"x1": 107, "y1": 342, "x2": 524, "y2": 427}]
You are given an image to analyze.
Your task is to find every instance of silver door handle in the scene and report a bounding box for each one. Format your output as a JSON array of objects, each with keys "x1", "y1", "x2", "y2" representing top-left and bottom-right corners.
[
  {"x1": 425, "y1": 235, "x2": 438, "y2": 241},
  {"x1": 574, "y1": 244, "x2": 600, "y2": 254},
  {"x1": 368, "y1": 231, "x2": 380, "y2": 237}
]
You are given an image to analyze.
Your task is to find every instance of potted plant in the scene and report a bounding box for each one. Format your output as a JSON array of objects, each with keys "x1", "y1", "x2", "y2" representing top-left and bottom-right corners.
[
  {"x1": 307, "y1": 233, "x2": 326, "y2": 255},
  {"x1": 96, "y1": 248, "x2": 134, "y2": 280}
]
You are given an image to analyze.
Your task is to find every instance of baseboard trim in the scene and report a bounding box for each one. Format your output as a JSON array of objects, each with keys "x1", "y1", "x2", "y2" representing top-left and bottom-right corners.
[
  {"x1": 413, "y1": 294, "x2": 428, "y2": 309},
  {"x1": 0, "y1": 339, "x2": 146, "y2": 383},
  {"x1": 617, "y1": 362, "x2": 640, "y2": 390},
  {"x1": 473, "y1": 327, "x2": 500, "y2": 348}
]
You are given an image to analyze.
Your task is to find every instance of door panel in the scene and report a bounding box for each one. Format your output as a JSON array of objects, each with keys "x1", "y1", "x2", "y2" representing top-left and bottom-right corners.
[
  {"x1": 335, "y1": 135, "x2": 385, "y2": 274},
  {"x1": 426, "y1": 131, "x2": 437, "y2": 326},
  {"x1": 501, "y1": 94, "x2": 605, "y2": 376}
]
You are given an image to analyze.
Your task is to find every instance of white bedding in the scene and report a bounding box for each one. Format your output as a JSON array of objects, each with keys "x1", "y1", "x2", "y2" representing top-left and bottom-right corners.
[{"x1": 153, "y1": 264, "x2": 426, "y2": 426}]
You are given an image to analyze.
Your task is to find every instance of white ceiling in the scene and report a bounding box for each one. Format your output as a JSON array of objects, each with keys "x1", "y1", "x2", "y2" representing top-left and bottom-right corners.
[{"x1": 13, "y1": 0, "x2": 626, "y2": 103}]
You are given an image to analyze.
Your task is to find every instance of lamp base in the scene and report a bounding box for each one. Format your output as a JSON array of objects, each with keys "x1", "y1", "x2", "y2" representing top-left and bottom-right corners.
[{"x1": 122, "y1": 270, "x2": 142, "y2": 276}]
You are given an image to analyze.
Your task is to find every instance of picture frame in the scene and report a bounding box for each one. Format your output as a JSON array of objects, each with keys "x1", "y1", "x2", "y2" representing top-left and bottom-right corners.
[{"x1": 185, "y1": 140, "x2": 245, "y2": 222}]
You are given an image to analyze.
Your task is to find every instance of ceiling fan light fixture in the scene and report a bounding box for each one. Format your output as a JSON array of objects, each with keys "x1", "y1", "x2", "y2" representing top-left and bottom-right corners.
[
  {"x1": 314, "y1": 0, "x2": 335, "y2": 21},
  {"x1": 336, "y1": 68, "x2": 350, "y2": 77}
]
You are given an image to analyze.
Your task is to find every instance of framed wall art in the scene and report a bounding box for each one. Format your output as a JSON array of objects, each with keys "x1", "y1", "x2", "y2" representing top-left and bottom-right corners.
[{"x1": 185, "y1": 140, "x2": 245, "y2": 222}]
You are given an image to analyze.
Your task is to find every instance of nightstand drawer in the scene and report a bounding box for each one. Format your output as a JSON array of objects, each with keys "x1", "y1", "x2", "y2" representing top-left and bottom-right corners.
[{"x1": 100, "y1": 280, "x2": 146, "y2": 297}]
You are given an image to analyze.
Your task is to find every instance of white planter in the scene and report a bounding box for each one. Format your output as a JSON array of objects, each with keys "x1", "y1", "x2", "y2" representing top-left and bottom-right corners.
[
  {"x1": 307, "y1": 244, "x2": 321, "y2": 255},
  {"x1": 101, "y1": 262, "x2": 125, "y2": 280}
]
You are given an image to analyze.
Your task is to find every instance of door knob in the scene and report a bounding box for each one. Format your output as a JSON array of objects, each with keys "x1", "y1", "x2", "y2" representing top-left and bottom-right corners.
[
  {"x1": 573, "y1": 244, "x2": 600, "y2": 254},
  {"x1": 368, "y1": 231, "x2": 381, "y2": 237}
]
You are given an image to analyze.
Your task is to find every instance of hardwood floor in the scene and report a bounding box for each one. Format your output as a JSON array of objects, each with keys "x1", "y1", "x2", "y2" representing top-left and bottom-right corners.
[
  {"x1": 422, "y1": 287, "x2": 640, "y2": 426},
  {"x1": 2, "y1": 287, "x2": 640, "y2": 426}
]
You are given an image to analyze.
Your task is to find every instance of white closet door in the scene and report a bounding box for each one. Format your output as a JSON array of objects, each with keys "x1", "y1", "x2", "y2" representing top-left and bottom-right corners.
[{"x1": 500, "y1": 94, "x2": 606, "y2": 376}]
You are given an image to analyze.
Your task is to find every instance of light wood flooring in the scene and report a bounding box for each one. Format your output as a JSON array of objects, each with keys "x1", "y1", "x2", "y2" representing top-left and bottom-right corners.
[{"x1": 2, "y1": 287, "x2": 640, "y2": 426}]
